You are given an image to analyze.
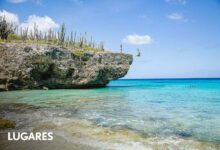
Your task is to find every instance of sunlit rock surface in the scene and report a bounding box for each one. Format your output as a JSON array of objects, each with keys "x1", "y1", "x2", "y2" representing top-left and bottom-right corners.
[{"x1": 0, "y1": 43, "x2": 132, "y2": 90}]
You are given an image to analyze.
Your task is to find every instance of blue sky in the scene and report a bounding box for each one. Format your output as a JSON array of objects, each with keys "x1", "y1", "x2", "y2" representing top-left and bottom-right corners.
[{"x1": 1, "y1": 0, "x2": 220, "y2": 78}]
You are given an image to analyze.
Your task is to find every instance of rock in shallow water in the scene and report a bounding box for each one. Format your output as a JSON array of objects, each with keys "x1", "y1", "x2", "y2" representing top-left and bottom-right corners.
[
  {"x1": 0, "y1": 43, "x2": 133, "y2": 90},
  {"x1": 0, "y1": 118, "x2": 16, "y2": 129}
]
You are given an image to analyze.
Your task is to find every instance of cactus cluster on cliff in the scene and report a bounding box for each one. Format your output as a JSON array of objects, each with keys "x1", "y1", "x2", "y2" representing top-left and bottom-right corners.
[{"x1": 0, "y1": 17, "x2": 105, "y2": 51}]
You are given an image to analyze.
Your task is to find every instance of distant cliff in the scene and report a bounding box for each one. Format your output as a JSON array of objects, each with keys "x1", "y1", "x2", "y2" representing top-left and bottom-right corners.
[{"x1": 0, "y1": 43, "x2": 132, "y2": 91}]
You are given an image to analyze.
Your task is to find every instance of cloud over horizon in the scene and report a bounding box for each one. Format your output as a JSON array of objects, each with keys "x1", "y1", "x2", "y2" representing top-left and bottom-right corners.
[
  {"x1": 123, "y1": 34, "x2": 152, "y2": 45},
  {"x1": 0, "y1": 10, "x2": 59, "y2": 33},
  {"x1": 20, "y1": 15, "x2": 59, "y2": 33},
  {"x1": 0, "y1": 10, "x2": 19, "y2": 24}
]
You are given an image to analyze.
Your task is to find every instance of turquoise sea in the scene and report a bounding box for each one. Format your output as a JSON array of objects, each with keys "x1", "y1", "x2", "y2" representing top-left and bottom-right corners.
[{"x1": 0, "y1": 79, "x2": 220, "y2": 149}]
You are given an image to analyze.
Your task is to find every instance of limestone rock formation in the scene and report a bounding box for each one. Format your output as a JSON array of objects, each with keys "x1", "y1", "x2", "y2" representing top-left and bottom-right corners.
[{"x1": 0, "y1": 43, "x2": 132, "y2": 91}]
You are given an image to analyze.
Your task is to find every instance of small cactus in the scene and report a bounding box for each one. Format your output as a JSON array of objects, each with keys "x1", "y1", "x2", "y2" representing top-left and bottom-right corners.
[
  {"x1": 58, "y1": 23, "x2": 66, "y2": 45},
  {"x1": 100, "y1": 41, "x2": 104, "y2": 51},
  {"x1": 120, "y1": 44, "x2": 123, "y2": 53}
]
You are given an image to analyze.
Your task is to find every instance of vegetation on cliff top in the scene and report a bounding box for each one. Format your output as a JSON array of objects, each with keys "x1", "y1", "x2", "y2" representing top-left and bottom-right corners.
[{"x1": 0, "y1": 16, "x2": 119, "y2": 53}]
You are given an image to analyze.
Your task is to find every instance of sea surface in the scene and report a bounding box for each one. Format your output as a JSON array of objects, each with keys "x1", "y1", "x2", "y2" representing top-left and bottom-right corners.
[{"x1": 0, "y1": 79, "x2": 220, "y2": 149}]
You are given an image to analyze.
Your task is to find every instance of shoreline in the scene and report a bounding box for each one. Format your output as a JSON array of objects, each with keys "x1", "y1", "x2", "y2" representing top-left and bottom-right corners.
[
  {"x1": 0, "y1": 106, "x2": 220, "y2": 150},
  {"x1": 1, "y1": 83, "x2": 220, "y2": 150}
]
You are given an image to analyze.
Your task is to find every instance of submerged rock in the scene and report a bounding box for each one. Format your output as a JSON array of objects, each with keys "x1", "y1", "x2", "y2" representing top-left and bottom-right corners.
[
  {"x1": 0, "y1": 103, "x2": 40, "y2": 113},
  {"x1": 0, "y1": 118, "x2": 16, "y2": 129},
  {"x1": 0, "y1": 43, "x2": 132, "y2": 90},
  {"x1": 43, "y1": 86, "x2": 49, "y2": 90}
]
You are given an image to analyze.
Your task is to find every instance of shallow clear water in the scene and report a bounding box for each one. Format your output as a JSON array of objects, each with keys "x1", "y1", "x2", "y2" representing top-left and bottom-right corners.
[{"x1": 1, "y1": 79, "x2": 220, "y2": 148}]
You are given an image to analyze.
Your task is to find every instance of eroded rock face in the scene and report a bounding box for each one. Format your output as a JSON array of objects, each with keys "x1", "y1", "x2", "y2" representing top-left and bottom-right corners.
[{"x1": 0, "y1": 43, "x2": 132, "y2": 91}]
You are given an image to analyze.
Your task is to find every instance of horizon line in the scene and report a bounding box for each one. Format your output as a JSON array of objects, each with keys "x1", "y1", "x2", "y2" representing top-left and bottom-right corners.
[{"x1": 120, "y1": 77, "x2": 220, "y2": 80}]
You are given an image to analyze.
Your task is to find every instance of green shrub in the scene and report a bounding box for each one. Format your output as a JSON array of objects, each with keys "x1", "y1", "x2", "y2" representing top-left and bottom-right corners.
[
  {"x1": 72, "y1": 50, "x2": 84, "y2": 57},
  {"x1": 0, "y1": 17, "x2": 15, "y2": 40},
  {"x1": 7, "y1": 33, "x2": 20, "y2": 41}
]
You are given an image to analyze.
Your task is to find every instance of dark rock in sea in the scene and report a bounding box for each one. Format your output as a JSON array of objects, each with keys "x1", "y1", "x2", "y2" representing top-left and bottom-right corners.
[
  {"x1": 175, "y1": 130, "x2": 192, "y2": 138},
  {"x1": 0, "y1": 118, "x2": 16, "y2": 129},
  {"x1": 0, "y1": 43, "x2": 133, "y2": 91}
]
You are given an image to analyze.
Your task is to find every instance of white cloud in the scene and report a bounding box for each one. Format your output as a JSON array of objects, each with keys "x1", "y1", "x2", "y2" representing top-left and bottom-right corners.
[
  {"x1": 165, "y1": 0, "x2": 186, "y2": 5},
  {"x1": 7, "y1": 0, "x2": 27, "y2": 3},
  {"x1": 20, "y1": 15, "x2": 59, "y2": 33},
  {"x1": 0, "y1": 10, "x2": 59, "y2": 33},
  {"x1": 0, "y1": 10, "x2": 19, "y2": 24},
  {"x1": 167, "y1": 13, "x2": 187, "y2": 21},
  {"x1": 7, "y1": 0, "x2": 42, "y2": 5},
  {"x1": 123, "y1": 34, "x2": 152, "y2": 45}
]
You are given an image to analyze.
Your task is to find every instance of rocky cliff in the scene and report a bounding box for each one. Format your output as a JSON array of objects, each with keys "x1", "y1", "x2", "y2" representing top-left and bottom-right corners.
[{"x1": 0, "y1": 43, "x2": 132, "y2": 91}]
